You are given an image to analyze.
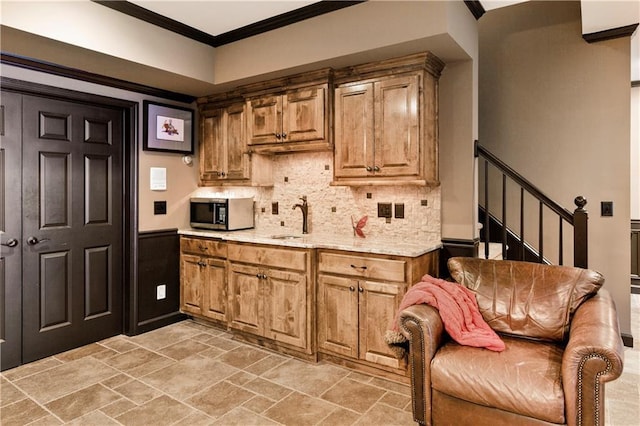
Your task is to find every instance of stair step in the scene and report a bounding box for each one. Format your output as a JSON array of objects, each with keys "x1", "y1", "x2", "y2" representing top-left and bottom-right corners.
[{"x1": 478, "y1": 242, "x2": 503, "y2": 260}]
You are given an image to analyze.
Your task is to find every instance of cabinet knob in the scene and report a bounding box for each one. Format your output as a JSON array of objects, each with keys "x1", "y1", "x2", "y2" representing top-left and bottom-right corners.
[
  {"x1": 281, "y1": 132, "x2": 287, "y2": 139},
  {"x1": 373, "y1": 165, "x2": 380, "y2": 172},
  {"x1": 199, "y1": 245, "x2": 208, "y2": 251},
  {"x1": 197, "y1": 261, "x2": 206, "y2": 267},
  {"x1": 219, "y1": 171, "x2": 226, "y2": 177},
  {"x1": 365, "y1": 166, "x2": 372, "y2": 172},
  {"x1": 358, "y1": 287, "x2": 364, "y2": 293},
  {"x1": 275, "y1": 133, "x2": 281, "y2": 139},
  {"x1": 349, "y1": 286, "x2": 355, "y2": 292}
]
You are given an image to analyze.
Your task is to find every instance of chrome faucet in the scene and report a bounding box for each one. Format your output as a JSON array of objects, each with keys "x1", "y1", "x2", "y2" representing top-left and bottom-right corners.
[{"x1": 292, "y1": 196, "x2": 309, "y2": 234}]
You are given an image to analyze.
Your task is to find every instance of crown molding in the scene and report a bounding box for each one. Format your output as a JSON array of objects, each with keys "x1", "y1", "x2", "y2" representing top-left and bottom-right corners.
[
  {"x1": 583, "y1": 23, "x2": 638, "y2": 44},
  {"x1": 1, "y1": 53, "x2": 196, "y2": 103},
  {"x1": 93, "y1": 1, "x2": 365, "y2": 48}
]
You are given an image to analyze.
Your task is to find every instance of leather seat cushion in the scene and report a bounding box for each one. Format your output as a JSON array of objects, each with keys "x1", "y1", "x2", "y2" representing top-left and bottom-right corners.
[
  {"x1": 431, "y1": 336, "x2": 565, "y2": 424},
  {"x1": 447, "y1": 257, "x2": 603, "y2": 342}
]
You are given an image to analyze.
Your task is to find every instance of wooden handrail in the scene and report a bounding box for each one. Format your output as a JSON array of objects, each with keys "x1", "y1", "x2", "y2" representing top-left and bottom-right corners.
[{"x1": 477, "y1": 142, "x2": 588, "y2": 268}]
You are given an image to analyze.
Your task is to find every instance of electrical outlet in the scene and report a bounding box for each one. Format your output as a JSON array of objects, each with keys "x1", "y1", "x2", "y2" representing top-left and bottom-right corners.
[
  {"x1": 601, "y1": 201, "x2": 613, "y2": 217},
  {"x1": 394, "y1": 203, "x2": 405, "y2": 219},
  {"x1": 378, "y1": 202, "x2": 392, "y2": 218},
  {"x1": 156, "y1": 284, "x2": 166, "y2": 300},
  {"x1": 154, "y1": 201, "x2": 167, "y2": 215}
]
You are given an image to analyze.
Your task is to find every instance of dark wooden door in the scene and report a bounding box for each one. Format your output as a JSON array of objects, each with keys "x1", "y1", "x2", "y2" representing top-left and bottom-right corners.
[
  {"x1": 0, "y1": 91, "x2": 23, "y2": 370},
  {"x1": 21, "y1": 95, "x2": 124, "y2": 363}
]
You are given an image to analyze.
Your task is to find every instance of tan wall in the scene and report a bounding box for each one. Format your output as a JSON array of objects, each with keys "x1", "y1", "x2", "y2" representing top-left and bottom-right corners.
[{"x1": 479, "y1": 1, "x2": 632, "y2": 336}]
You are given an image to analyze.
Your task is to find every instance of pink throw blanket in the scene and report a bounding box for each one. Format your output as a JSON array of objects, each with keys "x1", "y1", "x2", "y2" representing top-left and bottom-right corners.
[{"x1": 385, "y1": 275, "x2": 505, "y2": 354}]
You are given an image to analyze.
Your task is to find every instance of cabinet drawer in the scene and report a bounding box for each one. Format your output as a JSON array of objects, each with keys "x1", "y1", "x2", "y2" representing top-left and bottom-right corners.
[
  {"x1": 181, "y1": 237, "x2": 227, "y2": 258},
  {"x1": 228, "y1": 243, "x2": 307, "y2": 271},
  {"x1": 318, "y1": 252, "x2": 405, "y2": 282}
]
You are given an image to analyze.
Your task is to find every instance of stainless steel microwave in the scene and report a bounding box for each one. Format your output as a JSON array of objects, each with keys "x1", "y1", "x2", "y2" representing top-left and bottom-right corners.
[{"x1": 190, "y1": 197, "x2": 254, "y2": 230}]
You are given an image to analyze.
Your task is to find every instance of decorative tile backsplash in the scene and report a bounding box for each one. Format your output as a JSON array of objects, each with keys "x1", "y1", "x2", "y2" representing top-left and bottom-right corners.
[{"x1": 191, "y1": 151, "x2": 441, "y2": 244}]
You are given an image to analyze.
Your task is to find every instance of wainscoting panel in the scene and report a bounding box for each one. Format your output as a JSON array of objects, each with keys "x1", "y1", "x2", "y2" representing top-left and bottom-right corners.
[{"x1": 135, "y1": 229, "x2": 185, "y2": 334}]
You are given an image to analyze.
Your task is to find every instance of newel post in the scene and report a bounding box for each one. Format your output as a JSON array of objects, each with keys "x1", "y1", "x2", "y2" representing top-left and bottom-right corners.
[{"x1": 573, "y1": 196, "x2": 588, "y2": 268}]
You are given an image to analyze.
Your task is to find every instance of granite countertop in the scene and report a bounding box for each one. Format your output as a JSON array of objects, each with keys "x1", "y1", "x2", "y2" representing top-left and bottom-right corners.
[{"x1": 179, "y1": 228, "x2": 442, "y2": 258}]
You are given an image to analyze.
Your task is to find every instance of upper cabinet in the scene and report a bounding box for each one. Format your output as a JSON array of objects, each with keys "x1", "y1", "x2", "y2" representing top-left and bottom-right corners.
[
  {"x1": 333, "y1": 52, "x2": 444, "y2": 186},
  {"x1": 198, "y1": 100, "x2": 272, "y2": 187},
  {"x1": 247, "y1": 85, "x2": 326, "y2": 150},
  {"x1": 242, "y1": 69, "x2": 332, "y2": 154}
]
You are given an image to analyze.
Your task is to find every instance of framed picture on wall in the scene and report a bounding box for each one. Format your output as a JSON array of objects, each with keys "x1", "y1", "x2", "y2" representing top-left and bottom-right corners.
[{"x1": 143, "y1": 100, "x2": 194, "y2": 154}]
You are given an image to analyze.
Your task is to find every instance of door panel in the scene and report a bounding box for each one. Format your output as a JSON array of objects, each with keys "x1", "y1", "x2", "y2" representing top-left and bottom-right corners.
[
  {"x1": 317, "y1": 274, "x2": 358, "y2": 358},
  {"x1": 228, "y1": 263, "x2": 262, "y2": 335},
  {"x1": 374, "y1": 75, "x2": 420, "y2": 177},
  {"x1": 22, "y1": 95, "x2": 123, "y2": 363},
  {"x1": 334, "y1": 83, "x2": 374, "y2": 178},
  {"x1": 359, "y1": 280, "x2": 403, "y2": 368},
  {"x1": 0, "y1": 92, "x2": 23, "y2": 370},
  {"x1": 264, "y1": 268, "x2": 306, "y2": 349}
]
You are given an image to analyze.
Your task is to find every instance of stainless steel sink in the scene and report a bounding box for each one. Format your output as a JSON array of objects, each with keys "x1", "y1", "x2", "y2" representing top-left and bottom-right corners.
[{"x1": 270, "y1": 234, "x2": 303, "y2": 240}]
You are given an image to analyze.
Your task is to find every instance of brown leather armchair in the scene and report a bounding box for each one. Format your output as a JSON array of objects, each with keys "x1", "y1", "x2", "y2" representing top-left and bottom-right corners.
[{"x1": 398, "y1": 257, "x2": 624, "y2": 426}]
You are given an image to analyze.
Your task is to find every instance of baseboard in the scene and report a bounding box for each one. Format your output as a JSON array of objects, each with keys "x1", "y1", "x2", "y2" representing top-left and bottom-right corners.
[{"x1": 135, "y1": 312, "x2": 187, "y2": 335}]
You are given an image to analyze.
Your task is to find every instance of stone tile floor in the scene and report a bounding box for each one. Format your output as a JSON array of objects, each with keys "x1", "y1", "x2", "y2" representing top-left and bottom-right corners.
[{"x1": 1, "y1": 294, "x2": 638, "y2": 425}]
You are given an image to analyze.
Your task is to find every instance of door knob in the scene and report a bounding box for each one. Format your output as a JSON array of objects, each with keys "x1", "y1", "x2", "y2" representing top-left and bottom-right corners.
[
  {"x1": 1, "y1": 238, "x2": 19, "y2": 248},
  {"x1": 27, "y1": 236, "x2": 50, "y2": 245}
]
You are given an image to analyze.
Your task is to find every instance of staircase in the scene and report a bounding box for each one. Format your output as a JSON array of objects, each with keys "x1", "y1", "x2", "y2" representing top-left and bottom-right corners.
[{"x1": 477, "y1": 143, "x2": 588, "y2": 268}]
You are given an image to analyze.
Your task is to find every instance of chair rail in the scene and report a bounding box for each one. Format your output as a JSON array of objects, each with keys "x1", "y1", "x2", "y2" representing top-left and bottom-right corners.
[{"x1": 477, "y1": 142, "x2": 588, "y2": 268}]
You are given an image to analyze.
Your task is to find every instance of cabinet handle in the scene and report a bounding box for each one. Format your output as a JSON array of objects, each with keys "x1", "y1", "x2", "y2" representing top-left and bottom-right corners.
[
  {"x1": 365, "y1": 166, "x2": 372, "y2": 172},
  {"x1": 349, "y1": 286, "x2": 355, "y2": 292},
  {"x1": 373, "y1": 165, "x2": 380, "y2": 172},
  {"x1": 350, "y1": 264, "x2": 367, "y2": 271}
]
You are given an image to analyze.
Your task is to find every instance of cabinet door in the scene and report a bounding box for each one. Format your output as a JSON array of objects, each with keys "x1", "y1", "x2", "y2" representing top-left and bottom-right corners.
[
  {"x1": 282, "y1": 87, "x2": 325, "y2": 143},
  {"x1": 334, "y1": 83, "x2": 375, "y2": 178},
  {"x1": 317, "y1": 274, "x2": 359, "y2": 358},
  {"x1": 264, "y1": 268, "x2": 307, "y2": 349},
  {"x1": 200, "y1": 109, "x2": 225, "y2": 183},
  {"x1": 224, "y1": 103, "x2": 250, "y2": 180},
  {"x1": 373, "y1": 75, "x2": 420, "y2": 177},
  {"x1": 359, "y1": 280, "x2": 404, "y2": 368},
  {"x1": 180, "y1": 254, "x2": 204, "y2": 315},
  {"x1": 247, "y1": 95, "x2": 282, "y2": 145},
  {"x1": 228, "y1": 263, "x2": 263, "y2": 335},
  {"x1": 202, "y1": 258, "x2": 227, "y2": 322}
]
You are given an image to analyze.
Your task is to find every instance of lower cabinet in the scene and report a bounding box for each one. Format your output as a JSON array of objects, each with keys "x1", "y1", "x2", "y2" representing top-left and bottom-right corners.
[
  {"x1": 317, "y1": 250, "x2": 438, "y2": 374},
  {"x1": 227, "y1": 243, "x2": 313, "y2": 355},
  {"x1": 180, "y1": 237, "x2": 227, "y2": 324},
  {"x1": 179, "y1": 235, "x2": 438, "y2": 376}
]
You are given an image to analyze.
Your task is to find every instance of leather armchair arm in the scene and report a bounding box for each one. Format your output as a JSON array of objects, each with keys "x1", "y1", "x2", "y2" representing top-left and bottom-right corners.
[
  {"x1": 562, "y1": 289, "x2": 624, "y2": 426},
  {"x1": 399, "y1": 304, "x2": 445, "y2": 426}
]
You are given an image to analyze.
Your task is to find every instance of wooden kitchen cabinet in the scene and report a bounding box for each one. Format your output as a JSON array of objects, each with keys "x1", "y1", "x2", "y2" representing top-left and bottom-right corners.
[
  {"x1": 198, "y1": 101, "x2": 272, "y2": 186},
  {"x1": 317, "y1": 249, "x2": 439, "y2": 375},
  {"x1": 333, "y1": 52, "x2": 444, "y2": 186},
  {"x1": 180, "y1": 237, "x2": 227, "y2": 324},
  {"x1": 246, "y1": 84, "x2": 328, "y2": 153},
  {"x1": 227, "y1": 243, "x2": 313, "y2": 356}
]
